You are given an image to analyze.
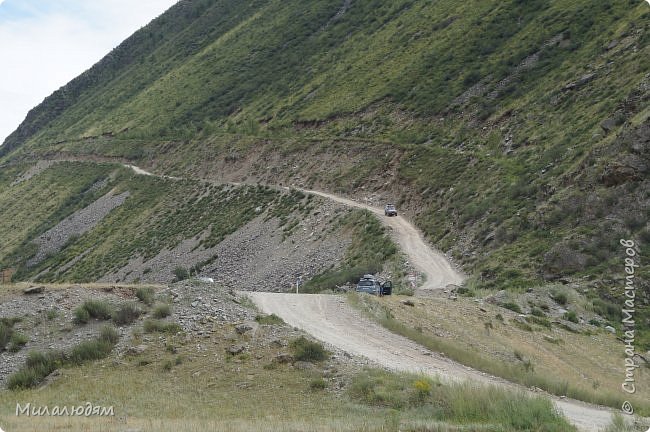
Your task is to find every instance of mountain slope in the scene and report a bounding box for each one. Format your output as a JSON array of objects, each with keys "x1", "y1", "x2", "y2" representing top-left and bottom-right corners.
[{"x1": 1, "y1": 0, "x2": 649, "y2": 347}]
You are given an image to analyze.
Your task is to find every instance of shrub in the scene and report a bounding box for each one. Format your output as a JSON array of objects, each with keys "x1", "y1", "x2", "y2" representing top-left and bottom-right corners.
[
  {"x1": 136, "y1": 287, "x2": 155, "y2": 306},
  {"x1": 112, "y1": 302, "x2": 142, "y2": 325},
  {"x1": 8, "y1": 332, "x2": 29, "y2": 352},
  {"x1": 7, "y1": 367, "x2": 45, "y2": 390},
  {"x1": 99, "y1": 326, "x2": 119, "y2": 344},
  {"x1": 75, "y1": 300, "x2": 112, "y2": 323},
  {"x1": 8, "y1": 350, "x2": 64, "y2": 390},
  {"x1": 564, "y1": 310, "x2": 579, "y2": 323},
  {"x1": 46, "y1": 309, "x2": 59, "y2": 320},
  {"x1": 143, "y1": 319, "x2": 181, "y2": 334},
  {"x1": 511, "y1": 320, "x2": 533, "y2": 332},
  {"x1": 290, "y1": 336, "x2": 328, "y2": 363},
  {"x1": 255, "y1": 314, "x2": 284, "y2": 325},
  {"x1": 413, "y1": 379, "x2": 432, "y2": 401},
  {"x1": 526, "y1": 315, "x2": 552, "y2": 329},
  {"x1": 310, "y1": 378, "x2": 327, "y2": 390},
  {"x1": 69, "y1": 340, "x2": 114, "y2": 365},
  {"x1": 0, "y1": 321, "x2": 13, "y2": 348},
  {"x1": 74, "y1": 307, "x2": 91, "y2": 324},
  {"x1": 349, "y1": 369, "x2": 437, "y2": 409},
  {"x1": 502, "y1": 302, "x2": 522, "y2": 313},
  {"x1": 173, "y1": 267, "x2": 190, "y2": 282},
  {"x1": 531, "y1": 307, "x2": 546, "y2": 317},
  {"x1": 162, "y1": 359, "x2": 174, "y2": 371},
  {"x1": 152, "y1": 303, "x2": 172, "y2": 319},
  {"x1": 553, "y1": 292, "x2": 568, "y2": 305}
]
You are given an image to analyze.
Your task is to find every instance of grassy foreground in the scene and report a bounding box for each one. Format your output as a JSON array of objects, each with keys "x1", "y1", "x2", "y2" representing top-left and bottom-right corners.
[{"x1": 0, "y1": 324, "x2": 576, "y2": 432}]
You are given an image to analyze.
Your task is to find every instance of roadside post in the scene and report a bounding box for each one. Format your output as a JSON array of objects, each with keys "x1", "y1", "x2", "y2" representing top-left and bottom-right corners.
[{"x1": 296, "y1": 276, "x2": 302, "y2": 294}]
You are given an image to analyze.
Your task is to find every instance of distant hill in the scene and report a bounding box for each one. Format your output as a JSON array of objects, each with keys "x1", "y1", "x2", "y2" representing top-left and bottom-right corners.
[{"x1": 1, "y1": 0, "x2": 648, "y2": 347}]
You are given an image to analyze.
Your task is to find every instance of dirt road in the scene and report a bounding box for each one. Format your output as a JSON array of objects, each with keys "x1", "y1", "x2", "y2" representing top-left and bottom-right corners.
[
  {"x1": 300, "y1": 189, "x2": 465, "y2": 290},
  {"x1": 121, "y1": 162, "x2": 464, "y2": 291},
  {"x1": 248, "y1": 292, "x2": 616, "y2": 432}
]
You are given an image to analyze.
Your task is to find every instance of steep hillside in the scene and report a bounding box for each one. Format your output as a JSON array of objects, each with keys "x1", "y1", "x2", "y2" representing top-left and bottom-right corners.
[
  {"x1": 0, "y1": 161, "x2": 387, "y2": 290},
  {"x1": 1, "y1": 0, "x2": 648, "y2": 347}
]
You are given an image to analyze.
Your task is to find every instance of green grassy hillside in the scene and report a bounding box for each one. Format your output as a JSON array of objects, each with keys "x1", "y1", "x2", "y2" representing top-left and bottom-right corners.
[
  {"x1": 0, "y1": 162, "x2": 327, "y2": 283},
  {"x1": 0, "y1": 0, "x2": 648, "y2": 346}
]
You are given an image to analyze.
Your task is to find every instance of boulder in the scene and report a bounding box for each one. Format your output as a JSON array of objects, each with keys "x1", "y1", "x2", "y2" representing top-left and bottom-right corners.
[
  {"x1": 600, "y1": 155, "x2": 647, "y2": 186},
  {"x1": 227, "y1": 344, "x2": 246, "y2": 355},
  {"x1": 235, "y1": 323, "x2": 253, "y2": 334},
  {"x1": 274, "y1": 353, "x2": 294, "y2": 364},
  {"x1": 23, "y1": 286, "x2": 45, "y2": 295},
  {"x1": 543, "y1": 244, "x2": 588, "y2": 280},
  {"x1": 127, "y1": 345, "x2": 148, "y2": 355}
]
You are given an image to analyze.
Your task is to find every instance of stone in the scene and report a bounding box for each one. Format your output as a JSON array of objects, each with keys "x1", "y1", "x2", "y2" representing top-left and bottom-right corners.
[
  {"x1": 600, "y1": 118, "x2": 618, "y2": 133},
  {"x1": 23, "y1": 286, "x2": 45, "y2": 295},
  {"x1": 227, "y1": 344, "x2": 246, "y2": 355},
  {"x1": 127, "y1": 345, "x2": 148, "y2": 355},
  {"x1": 294, "y1": 361, "x2": 314, "y2": 370},
  {"x1": 269, "y1": 338, "x2": 287, "y2": 348},
  {"x1": 542, "y1": 244, "x2": 588, "y2": 280},
  {"x1": 604, "y1": 326, "x2": 616, "y2": 334},
  {"x1": 235, "y1": 323, "x2": 253, "y2": 334},
  {"x1": 274, "y1": 353, "x2": 294, "y2": 364}
]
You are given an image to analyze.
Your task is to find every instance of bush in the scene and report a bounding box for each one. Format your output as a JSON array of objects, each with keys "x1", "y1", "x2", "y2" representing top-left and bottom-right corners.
[
  {"x1": 502, "y1": 302, "x2": 522, "y2": 313},
  {"x1": 526, "y1": 316, "x2": 552, "y2": 329},
  {"x1": 349, "y1": 369, "x2": 437, "y2": 409},
  {"x1": 553, "y1": 292, "x2": 568, "y2": 305},
  {"x1": 75, "y1": 300, "x2": 112, "y2": 323},
  {"x1": 69, "y1": 340, "x2": 114, "y2": 365},
  {"x1": 173, "y1": 267, "x2": 190, "y2": 282},
  {"x1": 8, "y1": 332, "x2": 29, "y2": 352},
  {"x1": 531, "y1": 307, "x2": 546, "y2": 317},
  {"x1": 564, "y1": 310, "x2": 579, "y2": 323},
  {"x1": 143, "y1": 319, "x2": 181, "y2": 334},
  {"x1": 136, "y1": 287, "x2": 155, "y2": 305},
  {"x1": 7, "y1": 367, "x2": 45, "y2": 390},
  {"x1": 0, "y1": 321, "x2": 13, "y2": 348},
  {"x1": 310, "y1": 378, "x2": 327, "y2": 390},
  {"x1": 152, "y1": 303, "x2": 172, "y2": 319},
  {"x1": 290, "y1": 336, "x2": 328, "y2": 363},
  {"x1": 255, "y1": 314, "x2": 284, "y2": 325},
  {"x1": 99, "y1": 325, "x2": 119, "y2": 344},
  {"x1": 112, "y1": 302, "x2": 142, "y2": 325},
  {"x1": 8, "y1": 350, "x2": 64, "y2": 390},
  {"x1": 74, "y1": 307, "x2": 91, "y2": 324}
]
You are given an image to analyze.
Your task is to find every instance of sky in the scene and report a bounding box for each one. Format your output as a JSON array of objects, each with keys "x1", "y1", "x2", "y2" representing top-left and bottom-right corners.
[{"x1": 0, "y1": 0, "x2": 178, "y2": 146}]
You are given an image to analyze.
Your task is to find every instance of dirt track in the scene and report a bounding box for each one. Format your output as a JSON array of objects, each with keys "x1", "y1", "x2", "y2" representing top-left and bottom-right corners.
[
  {"x1": 249, "y1": 292, "x2": 615, "y2": 432},
  {"x1": 300, "y1": 189, "x2": 465, "y2": 290}
]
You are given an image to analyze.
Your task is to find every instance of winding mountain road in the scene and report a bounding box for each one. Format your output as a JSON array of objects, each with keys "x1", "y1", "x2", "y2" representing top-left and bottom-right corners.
[
  {"x1": 248, "y1": 292, "x2": 616, "y2": 431},
  {"x1": 300, "y1": 188, "x2": 465, "y2": 290},
  {"x1": 48, "y1": 160, "x2": 618, "y2": 430}
]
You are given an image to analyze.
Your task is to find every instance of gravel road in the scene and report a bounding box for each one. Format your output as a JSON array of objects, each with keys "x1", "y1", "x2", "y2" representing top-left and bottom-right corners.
[
  {"x1": 248, "y1": 292, "x2": 617, "y2": 432},
  {"x1": 298, "y1": 189, "x2": 465, "y2": 290}
]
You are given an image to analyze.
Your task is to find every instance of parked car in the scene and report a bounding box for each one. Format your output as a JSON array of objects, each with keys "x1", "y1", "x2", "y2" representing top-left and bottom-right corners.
[
  {"x1": 356, "y1": 274, "x2": 392, "y2": 296},
  {"x1": 384, "y1": 203, "x2": 397, "y2": 217}
]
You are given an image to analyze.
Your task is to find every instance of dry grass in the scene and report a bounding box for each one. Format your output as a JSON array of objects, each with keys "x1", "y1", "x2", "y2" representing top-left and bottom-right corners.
[
  {"x1": 353, "y1": 293, "x2": 650, "y2": 415},
  {"x1": 0, "y1": 316, "x2": 575, "y2": 432}
]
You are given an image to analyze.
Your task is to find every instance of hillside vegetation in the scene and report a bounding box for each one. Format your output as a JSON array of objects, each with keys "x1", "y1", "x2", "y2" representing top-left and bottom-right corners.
[{"x1": 0, "y1": 0, "x2": 648, "y2": 346}]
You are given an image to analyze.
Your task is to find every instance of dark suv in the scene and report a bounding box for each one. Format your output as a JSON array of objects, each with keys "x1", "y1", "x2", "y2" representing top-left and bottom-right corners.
[
  {"x1": 356, "y1": 274, "x2": 392, "y2": 296},
  {"x1": 384, "y1": 204, "x2": 397, "y2": 217}
]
